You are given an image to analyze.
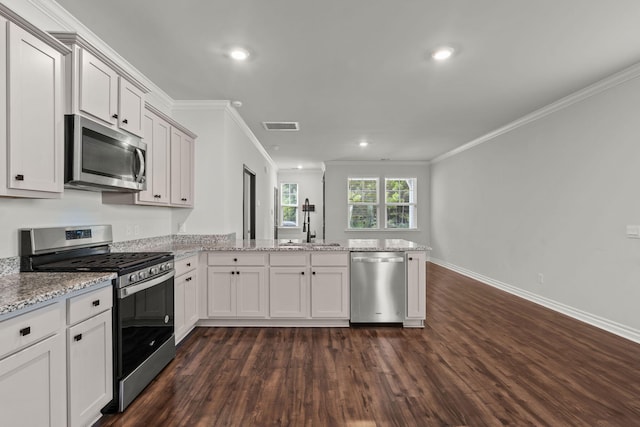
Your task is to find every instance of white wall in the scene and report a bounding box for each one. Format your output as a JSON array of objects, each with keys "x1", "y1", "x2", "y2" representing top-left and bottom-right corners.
[
  {"x1": 324, "y1": 161, "x2": 430, "y2": 245},
  {"x1": 431, "y1": 73, "x2": 640, "y2": 337},
  {"x1": 277, "y1": 169, "x2": 324, "y2": 241}
]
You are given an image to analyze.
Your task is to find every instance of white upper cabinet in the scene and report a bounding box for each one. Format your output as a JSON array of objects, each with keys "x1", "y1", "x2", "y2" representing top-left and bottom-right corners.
[
  {"x1": 118, "y1": 77, "x2": 144, "y2": 136},
  {"x1": 170, "y1": 127, "x2": 195, "y2": 207},
  {"x1": 137, "y1": 109, "x2": 170, "y2": 205},
  {"x1": 78, "y1": 49, "x2": 118, "y2": 125},
  {"x1": 51, "y1": 32, "x2": 147, "y2": 138},
  {"x1": 0, "y1": 7, "x2": 69, "y2": 199}
]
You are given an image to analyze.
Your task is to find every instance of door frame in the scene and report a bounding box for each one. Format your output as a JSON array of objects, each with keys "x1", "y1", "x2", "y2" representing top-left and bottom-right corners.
[{"x1": 243, "y1": 165, "x2": 256, "y2": 240}]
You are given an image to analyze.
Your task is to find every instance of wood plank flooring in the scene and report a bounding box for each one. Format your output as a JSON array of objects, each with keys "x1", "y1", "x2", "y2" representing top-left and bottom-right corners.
[{"x1": 95, "y1": 262, "x2": 640, "y2": 426}]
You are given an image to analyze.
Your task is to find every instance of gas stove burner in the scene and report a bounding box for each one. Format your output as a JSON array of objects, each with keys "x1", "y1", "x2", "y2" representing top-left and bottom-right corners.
[{"x1": 36, "y1": 252, "x2": 172, "y2": 272}]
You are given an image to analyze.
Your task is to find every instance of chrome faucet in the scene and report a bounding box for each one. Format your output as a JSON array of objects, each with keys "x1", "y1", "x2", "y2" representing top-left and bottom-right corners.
[{"x1": 302, "y1": 198, "x2": 315, "y2": 243}]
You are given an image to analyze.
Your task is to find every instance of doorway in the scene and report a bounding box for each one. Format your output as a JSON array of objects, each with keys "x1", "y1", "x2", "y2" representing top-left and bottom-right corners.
[{"x1": 243, "y1": 165, "x2": 256, "y2": 240}]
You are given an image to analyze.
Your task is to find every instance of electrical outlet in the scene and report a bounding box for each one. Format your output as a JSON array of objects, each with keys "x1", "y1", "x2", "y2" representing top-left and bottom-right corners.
[
  {"x1": 537, "y1": 273, "x2": 544, "y2": 284},
  {"x1": 626, "y1": 225, "x2": 640, "y2": 238}
]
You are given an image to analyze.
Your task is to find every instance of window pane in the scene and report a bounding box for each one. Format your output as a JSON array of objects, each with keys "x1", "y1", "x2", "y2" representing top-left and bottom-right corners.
[
  {"x1": 348, "y1": 179, "x2": 378, "y2": 203},
  {"x1": 282, "y1": 206, "x2": 298, "y2": 226},
  {"x1": 386, "y1": 205, "x2": 416, "y2": 228},
  {"x1": 349, "y1": 205, "x2": 377, "y2": 229}
]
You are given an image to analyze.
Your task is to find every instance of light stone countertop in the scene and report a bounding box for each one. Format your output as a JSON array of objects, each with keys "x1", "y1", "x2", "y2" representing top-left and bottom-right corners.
[
  {"x1": 0, "y1": 271, "x2": 116, "y2": 319},
  {"x1": 0, "y1": 236, "x2": 429, "y2": 320}
]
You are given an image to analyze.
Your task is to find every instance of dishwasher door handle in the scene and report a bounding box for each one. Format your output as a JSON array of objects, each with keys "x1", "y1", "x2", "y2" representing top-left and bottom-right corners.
[{"x1": 352, "y1": 257, "x2": 405, "y2": 263}]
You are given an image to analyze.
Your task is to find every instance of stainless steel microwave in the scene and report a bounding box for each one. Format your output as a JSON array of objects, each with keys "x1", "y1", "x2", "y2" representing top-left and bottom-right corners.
[{"x1": 64, "y1": 114, "x2": 146, "y2": 192}]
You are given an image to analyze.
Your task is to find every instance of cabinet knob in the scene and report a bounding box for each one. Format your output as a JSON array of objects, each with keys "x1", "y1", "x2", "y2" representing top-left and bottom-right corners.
[
  {"x1": 186, "y1": 277, "x2": 192, "y2": 281},
  {"x1": 233, "y1": 258, "x2": 238, "y2": 262},
  {"x1": 19, "y1": 326, "x2": 31, "y2": 336},
  {"x1": 74, "y1": 334, "x2": 83, "y2": 342},
  {"x1": 122, "y1": 119, "x2": 129, "y2": 124},
  {"x1": 236, "y1": 271, "x2": 240, "y2": 275},
  {"x1": 92, "y1": 300, "x2": 100, "y2": 307},
  {"x1": 181, "y1": 198, "x2": 187, "y2": 202},
  {"x1": 186, "y1": 263, "x2": 191, "y2": 267},
  {"x1": 301, "y1": 271, "x2": 305, "y2": 275},
  {"x1": 112, "y1": 114, "x2": 118, "y2": 119},
  {"x1": 312, "y1": 271, "x2": 316, "y2": 275},
  {"x1": 231, "y1": 271, "x2": 235, "y2": 275},
  {"x1": 15, "y1": 174, "x2": 24, "y2": 181}
]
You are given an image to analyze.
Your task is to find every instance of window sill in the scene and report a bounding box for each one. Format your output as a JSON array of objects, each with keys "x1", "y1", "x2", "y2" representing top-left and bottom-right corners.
[
  {"x1": 344, "y1": 228, "x2": 420, "y2": 232},
  {"x1": 278, "y1": 226, "x2": 302, "y2": 231}
]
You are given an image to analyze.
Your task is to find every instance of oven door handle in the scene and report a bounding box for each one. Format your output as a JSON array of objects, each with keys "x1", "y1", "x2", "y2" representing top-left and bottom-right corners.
[{"x1": 118, "y1": 270, "x2": 175, "y2": 299}]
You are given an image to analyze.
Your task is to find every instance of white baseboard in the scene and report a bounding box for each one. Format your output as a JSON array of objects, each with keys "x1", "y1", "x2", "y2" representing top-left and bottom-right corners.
[{"x1": 429, "y1": 258, "x2": 640, "y2": 344}]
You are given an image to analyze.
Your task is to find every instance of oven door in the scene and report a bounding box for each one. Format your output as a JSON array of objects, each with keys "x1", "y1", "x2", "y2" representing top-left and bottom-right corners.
[{"x1": 116, "y1": 271, "x2": 174, "y2": 380}]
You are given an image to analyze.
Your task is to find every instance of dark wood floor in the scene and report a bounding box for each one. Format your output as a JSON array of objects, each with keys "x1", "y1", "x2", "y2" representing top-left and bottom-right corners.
[{"x1": 95, "y1": 262, "x2": 640, "y2": 426}]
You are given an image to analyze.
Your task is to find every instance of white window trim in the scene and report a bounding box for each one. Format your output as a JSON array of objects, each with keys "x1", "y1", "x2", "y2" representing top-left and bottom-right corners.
[
  {"x1": 280, "y1": 182, "x2": 299, "y2": 227},
  {"x1": 347, "y1": 177, "x2": 380, "y2": 230},
  {"x1": 384, "y1": 177, "x2": 418, "y2": 230}
]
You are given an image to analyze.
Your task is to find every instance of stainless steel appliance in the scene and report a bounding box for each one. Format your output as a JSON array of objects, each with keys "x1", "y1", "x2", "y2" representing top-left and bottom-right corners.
[
  {"x1": 64, "y1": 114, "x2": 147, "y2": 192},
  {"x1": 350, "y1": 252, "x2": 406, "y2": 323},
  {"x1": 20, "y1": 225, "x2": 175, "y2": 412}
]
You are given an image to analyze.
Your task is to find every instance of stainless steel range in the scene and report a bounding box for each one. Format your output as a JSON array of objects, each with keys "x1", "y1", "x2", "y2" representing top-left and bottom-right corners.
[{"x1": 20, "y1": 225, "x2": 175, "y2": 413}]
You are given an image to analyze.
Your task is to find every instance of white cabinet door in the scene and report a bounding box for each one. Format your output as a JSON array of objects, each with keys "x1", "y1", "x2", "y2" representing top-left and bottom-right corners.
[
  {"x1": 236, "y1": 267, "x2": 267, "y2": 318},
  {"x1": 175, "y1": 270, "x2": 198, "y2": 342},
  {"x1": 311, "y1": 267, "x2": 349, "y2": 319},
  {"x1": 170, "y1": 128, "x2": 194, "y2": 207},
  {"x1": 0, "y1": 333, "x2": 66, "y2": 427},
  {"x1": 118, "y1": 77, "x2": 144, "y2": 137},
  {"x1": 138, "y1": 110, "x2": 170, "y2": 205},
  {"x1": 406, "y1": 252, "x2": 426, "y2": 319},
  {"x1": 6, "y1": 22, "x2": 63, "y2": 194},
  {"x1": 79, "y1": 49, "x2": 118, "y2": 125},
  {"x1": 67, "y1": 310, "x2": 112, "y2": 427},
  {"x1": 207, "y1": 267, "x2": 236, "y2": 317},
  {"x1": 269, "y1": 268, "x2": 309, "y2": 318},
  {"x1": 174, "y1": 273, "x2": 186, "y2": 339},
  {"x1": 184, "y1": 271, "x2": 199, "y2": 329}
]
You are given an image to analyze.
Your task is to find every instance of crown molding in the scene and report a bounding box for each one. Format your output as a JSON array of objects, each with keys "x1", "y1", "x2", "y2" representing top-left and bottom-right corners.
[
  {"x1": 432, "y1": 61, "x2": 640, "y2": 164},
  {"x1": 172, "y1": 100, "x2": 230, "y2": 111},
  {"x1": 0, "y1": 3, "x2": 70, "y2": 54},
  {"x1": 145, "y1": 103, "x2": 197, "y2": 139},
  {"x1": 325, "y1": 160, "x2": 430, "y2": 167},
  {"x1": 225, "y1": 105, "x2": 278, "y2": 172},
  {"x1": 28, "y1": 0, "x2": 174, "y2": 108}
]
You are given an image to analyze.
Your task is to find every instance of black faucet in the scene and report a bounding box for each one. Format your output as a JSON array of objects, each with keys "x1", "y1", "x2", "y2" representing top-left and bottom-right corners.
[{"x1": 302, "y1": 198, "x2": 315, "y2": 243}]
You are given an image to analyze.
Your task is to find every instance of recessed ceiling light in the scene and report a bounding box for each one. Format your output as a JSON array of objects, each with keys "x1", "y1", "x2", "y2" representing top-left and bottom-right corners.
[
  {"x1": 229, "y1": 48, "x2": 250, "y2": 61},
  {"x1": 431, "y1": 46, "x2": 455, "y2": 61},
  {"x1": 359, "y1": 141, "x2": 369, "y2": 147},
  {"x1": 297, "y1": 165, "x2": 303, "y2": 169}
]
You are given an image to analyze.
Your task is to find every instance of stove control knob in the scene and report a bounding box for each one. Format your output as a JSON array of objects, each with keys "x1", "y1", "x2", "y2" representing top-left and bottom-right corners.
[
  {"x1": 159, "y1": 264, "x2": 166, "y2": 272},
  {"x1": 129, "y1": 273, "x2": 139, "y2": 283},
  {"x1": 139, "y1": 271, "x2": 148, "y2": 280},
  {"x1": 150, "y1": 267, "x2": 160, "y2": 275}
]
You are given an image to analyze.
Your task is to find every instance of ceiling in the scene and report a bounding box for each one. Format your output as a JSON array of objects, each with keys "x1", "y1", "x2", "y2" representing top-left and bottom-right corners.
[{"x1": 55, "y1": 0, "x2": 640, "y2": 170}]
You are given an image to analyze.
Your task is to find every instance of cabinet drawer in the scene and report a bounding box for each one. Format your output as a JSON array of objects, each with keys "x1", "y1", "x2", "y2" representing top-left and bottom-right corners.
[
  {"x1": 270, "y1": 252, "x2": 309, "y2": 267},
  {"x1": 67, "y1": 285, "x2": 113, "y2": 325},
  {"x1": 175, "y1": 254, "x2": 198, "y2": 276},
  {"x1": 208, "y1": 252, "x2": 266, "y2": 266},
  {"x1": 311, "y1": 252, "x2": 349, "y2": 267},
  {"x1": 0, "y1": 302, "x2": 63, "y2": 360}
]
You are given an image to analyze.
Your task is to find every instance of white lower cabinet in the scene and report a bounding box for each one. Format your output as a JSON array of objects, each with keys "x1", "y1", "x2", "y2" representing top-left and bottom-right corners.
[
  {"x1": 207, "y1": 267, "x2": 267, "y2": 318},
  {"x1": 0, "y1": 303, "x2": 66, "y2": 427},
  {"x1": 310, "y1": 267, "x2": 349, "y2": 319},
  {"x1": 175, "y1": 255, "x2": 199, "y2": 343},
  {"x1": 67, "y1": 310, "x2": 112, "y2": 427},
  {"x1": 269, "y1": 267, "x2": 309, "y2": 318},
  {"x1": 66, "y1": 285, "x2": 113, "y2": 427},
  {"x1": 406, "y1": 251, "x2": 427, "y2": 321}
]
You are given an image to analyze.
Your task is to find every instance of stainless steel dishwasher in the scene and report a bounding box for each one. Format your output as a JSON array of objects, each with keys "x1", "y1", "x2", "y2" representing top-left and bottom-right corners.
[{"x1": 350, "y1": 252, "x2": 406, "y2": 323}]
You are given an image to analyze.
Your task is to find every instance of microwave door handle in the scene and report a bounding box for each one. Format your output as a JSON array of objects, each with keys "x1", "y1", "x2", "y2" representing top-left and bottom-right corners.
[{"x1": 135, "y1": 148, "x2": 145, "y2": 182}]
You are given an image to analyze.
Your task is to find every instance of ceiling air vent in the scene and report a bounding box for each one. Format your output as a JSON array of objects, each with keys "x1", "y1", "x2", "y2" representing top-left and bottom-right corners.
[{"x1": 262, "y1": 122, "x2": 300, "y2": 131}]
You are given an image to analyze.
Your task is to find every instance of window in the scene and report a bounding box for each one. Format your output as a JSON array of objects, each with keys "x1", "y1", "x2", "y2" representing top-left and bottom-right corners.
[
  {"x1": 385, "y1": 178, "x2": 417, "y2": 229},
  {"x1": 348, "y1": 178, "x2": 379, "y2": 229},
  {"x1": 280, "y1": 183, "x2": 299, "y2": 226}
]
